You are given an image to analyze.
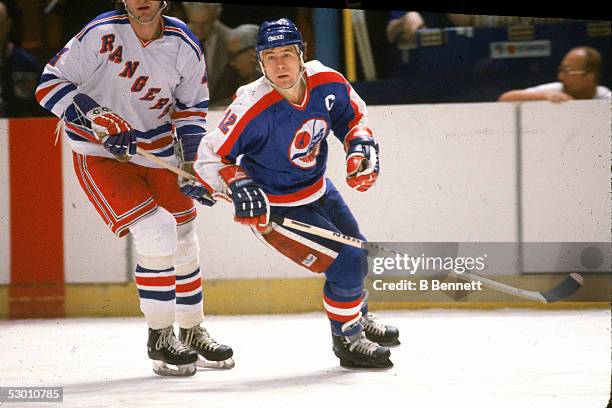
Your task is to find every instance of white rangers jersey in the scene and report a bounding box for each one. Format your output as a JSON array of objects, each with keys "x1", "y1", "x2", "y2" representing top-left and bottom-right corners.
[{"x1": 36, "y1": 11, "x2": 209, "y2": 168}]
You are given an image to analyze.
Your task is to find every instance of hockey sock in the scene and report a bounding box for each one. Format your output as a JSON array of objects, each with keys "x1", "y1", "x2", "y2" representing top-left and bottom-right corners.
[
  {"x1": 323, "y1": 282, "x2": 364, "y2": 337},
  {"x1": 175, "y1": 258, "x2": 204, "y2": 329},
  {"x1": 135, "y1": 260, "x2": 176, "y2": 329}
]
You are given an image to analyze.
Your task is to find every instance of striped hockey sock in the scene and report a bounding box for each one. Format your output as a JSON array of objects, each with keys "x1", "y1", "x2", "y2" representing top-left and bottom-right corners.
[
  {"x1": 323, "y1": 284, "x2": 364, "y2": 337},
  {"x1": 135, "y1": 264, "x2": 176, "y2": 329},
  {"x1": 175, "y1": 259, "x2": 204, "y2": 329}
]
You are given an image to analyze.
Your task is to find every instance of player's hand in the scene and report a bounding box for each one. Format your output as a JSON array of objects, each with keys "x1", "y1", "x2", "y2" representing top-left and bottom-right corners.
[
  {"x1": 179, "y1": 178, "x2": 216, "y2": 207},
  {"x1": 219, "y1": 165, "x2": 269, "y2": 232},
  {"x1": 177, "y1": 162, "x2": 216, "y2": 206},
  {"x1": 73, "y1": 93, "x2": 136, "y2": 159},
  {"x1": 544, "y1": 91, "x2": 573, "y2": 103},
  {"x1": 344, "y1": 126, "x2": 379, "y2": 192}
]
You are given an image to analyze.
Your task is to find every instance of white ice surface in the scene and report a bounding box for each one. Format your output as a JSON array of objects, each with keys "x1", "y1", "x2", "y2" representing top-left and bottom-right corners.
[{"x1": 0, "y1": 309, "x2": 609, "y2": 408}]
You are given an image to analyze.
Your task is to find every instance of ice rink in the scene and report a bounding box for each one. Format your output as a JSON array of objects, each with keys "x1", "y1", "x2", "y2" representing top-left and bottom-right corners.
[{"x1": 1, "y1": 309, "x2": 610, "y2": 408}]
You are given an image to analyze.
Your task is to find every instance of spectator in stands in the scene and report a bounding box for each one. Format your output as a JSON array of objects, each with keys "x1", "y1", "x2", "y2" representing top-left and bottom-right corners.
[
  {"x1": 386, "y1": 11, "x2": 451, "y2": 43},
  {"x1": 0, "y1": 0, "x2": 43, "y2": 117},
  {"x1": 498, "y1": 47, "x2": 611, "y2": 102},
  {"x1": 182, "y1": 2, "x2": 237, "y2": 106},
  {"x1": 386, "y1": 11, "x2": 568, "y2": 44},
  {"x1": 227, "y1": 24, "x2": 261, "y2": 86},
  {"x1": 210, "y1": 24, "x2": 261, "y2": 108}
]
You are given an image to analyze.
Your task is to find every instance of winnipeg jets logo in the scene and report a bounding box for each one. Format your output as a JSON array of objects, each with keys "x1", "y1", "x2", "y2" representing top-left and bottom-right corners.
[
  {"x1": 289, "y1": 118, "x2": 328, "y2": 169},
  {"x1": 325, "y1": 95, "x2": 335, "y2": 111}
]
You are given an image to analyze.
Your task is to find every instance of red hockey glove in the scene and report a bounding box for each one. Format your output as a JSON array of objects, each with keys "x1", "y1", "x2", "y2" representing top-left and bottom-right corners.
[{"x1": 344, "y1": 126, "x2": 380, "y2": 192}]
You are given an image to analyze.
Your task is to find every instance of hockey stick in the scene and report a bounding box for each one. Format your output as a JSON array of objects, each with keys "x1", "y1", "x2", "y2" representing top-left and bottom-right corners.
[
  {"x1": 136, "y1": 147, "x2": 196, "y2": 181},
  {"x1": 134, "y1": 147, "x2": 231, "y2": 202},
  {"x1": 132, "y1": 156, "x2": 584, "y2": 303},
  {"x1": 269, "y1": 215, "x2": 584, "y2": 303}
]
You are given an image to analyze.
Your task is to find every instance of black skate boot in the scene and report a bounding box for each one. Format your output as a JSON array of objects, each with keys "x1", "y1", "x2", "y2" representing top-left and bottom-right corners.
[
  {"x1": 147, "y1": 326, "x2": 198, "y2": 377},
  {"x1": 179, "y1": 325, "x2": 235, "y2": 369},
  {"x1": 362, "y1": 313, "x2": 400, "y2": 347},
  {"x1": 332, "y1": 331, "x2": 393, "y2": 369}
]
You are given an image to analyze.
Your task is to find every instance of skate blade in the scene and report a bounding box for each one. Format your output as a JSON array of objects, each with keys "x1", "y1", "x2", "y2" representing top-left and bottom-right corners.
[
  {"x1": 196, "y1": 356, "x2": 235, "y2": 370},
  {"x1": 339, "y1": 358, "x2": 394, "y2": 370},
  {"x1": 152, "y1": 360, "x2": 197, "y2": 377}
]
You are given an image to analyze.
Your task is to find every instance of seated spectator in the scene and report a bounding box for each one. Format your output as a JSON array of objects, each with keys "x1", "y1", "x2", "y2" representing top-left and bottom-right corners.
[
  {"x1": 386, "y1": 11, "x2": 452, "y2": 43},
  {"x1": 0, "y1": 0, "x2": 43, "y2": 117},
  {"x1": 182, "y1": 2, "x2": 236, "y2": 106},
  {"x1": 498, "y1": 47, "x2": 611, "y2": 102},
  {"x1": 386, "y1": 11, "x2": 569, "y2": 44},
  {"x1": 227, "y1": 24, "x2": 261, "y2": 86},
  {"x1": 209, "y1": 24, "x2": 261, "y2": 108}
]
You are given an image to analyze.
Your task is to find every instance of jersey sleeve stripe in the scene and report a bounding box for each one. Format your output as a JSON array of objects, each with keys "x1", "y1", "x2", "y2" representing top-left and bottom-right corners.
[
  {"x1": 136, "y1": 124, "x2": 172, "y2": 140},
  {"x1": 217, "y1": 90, "x2": 283, "y2": 159},
  {"x1": 176, "y1": 100, "x2": 209, "y2": 110},
  {"x1": 171, "y1": 111, "x2": 207, "y2": 119},
  {"x1": 39, "y1": 73, "x2": 60, "y2": 85},
  {"x1": 42, "y1": 83, "x2": 77, "y2": 112},
  {"x1": 35, "y1": 81, "x2": 63, "y2": 104},
  {"x1": 175, "y1": 124, "x2": 205, "y2": 139},
  {"x1": 137, "y1": 135, "x2": 174, "y2": 151}
]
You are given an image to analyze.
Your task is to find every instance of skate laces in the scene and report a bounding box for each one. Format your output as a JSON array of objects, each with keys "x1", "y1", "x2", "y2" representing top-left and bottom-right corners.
[
  {"x1": 186, "y1": 325, "x2": 222, "y2": 352},
  {"x1": 362, "y1": 313, "x2": 386, "y2": 336},
  {"x1": 156, "y1": 327, "x2": 190, "y2": 355},
  {"x1": 347, "y1": 333, "x2": 379, "y2": 356}
]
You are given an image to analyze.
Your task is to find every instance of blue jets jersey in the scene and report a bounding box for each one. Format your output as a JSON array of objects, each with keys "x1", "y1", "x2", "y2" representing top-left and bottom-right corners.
[{"x1": 194, "y1": 60, "x2": 368, "y2": 206}]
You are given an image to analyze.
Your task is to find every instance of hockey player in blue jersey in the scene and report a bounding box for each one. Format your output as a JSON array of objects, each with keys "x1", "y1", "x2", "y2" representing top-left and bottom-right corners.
[{"x1": 190, "y1": 18, "x2": 399, "y2": 369}]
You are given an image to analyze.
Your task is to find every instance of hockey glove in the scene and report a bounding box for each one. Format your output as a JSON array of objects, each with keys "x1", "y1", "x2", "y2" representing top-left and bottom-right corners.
[
  {"x1": 73, "y1": 93, "x2": 137, "y2": 159},
  {"x1": 219, "y1": 164, "x2": 269, "y2": 232},
  {"x1": 344, "y1": 126, "x2": 380, "y2": 192},
  {"x1": 174, "y1": 135, "x2": 214, "y2": 206},
  {"x1": 179, "y1": 178, "x2": 216, "y2": 207}
]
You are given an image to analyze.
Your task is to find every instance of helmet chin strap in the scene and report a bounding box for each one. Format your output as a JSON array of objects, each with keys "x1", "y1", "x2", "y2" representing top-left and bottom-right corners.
[
  {"x1": 259, "y1": 45, "x2": 307, "y2": 92},
  {"x1": 123, "y1": 0, "x2": 167, "y2": 25}
]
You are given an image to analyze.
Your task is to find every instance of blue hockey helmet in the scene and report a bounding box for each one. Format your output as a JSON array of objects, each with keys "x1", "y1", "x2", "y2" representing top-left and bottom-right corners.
[{"x1": 256, "y1": 18, "x2": 304, "y2": 56}]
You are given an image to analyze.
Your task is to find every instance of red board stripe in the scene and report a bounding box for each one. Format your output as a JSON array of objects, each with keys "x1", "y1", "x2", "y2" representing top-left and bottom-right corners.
[{"x1": 9, "y1": 118, "x2": 65, "y2": 318}]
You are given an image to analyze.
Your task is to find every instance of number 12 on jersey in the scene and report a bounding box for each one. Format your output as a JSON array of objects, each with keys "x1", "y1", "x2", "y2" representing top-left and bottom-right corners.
[{"x1": 219, "y1": 110, "x2": 238, "y2": 134}]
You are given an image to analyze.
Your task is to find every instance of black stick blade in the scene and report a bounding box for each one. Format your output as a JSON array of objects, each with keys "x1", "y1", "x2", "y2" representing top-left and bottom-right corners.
[{"x1": 540, "y1": 273, "x2": 584, "y2": 303}]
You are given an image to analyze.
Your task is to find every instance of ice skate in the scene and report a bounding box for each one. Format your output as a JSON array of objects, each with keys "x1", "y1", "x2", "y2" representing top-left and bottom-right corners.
[
  {"x1": 332, "y1": 331, "x2": 393, "y2": 369},
  {"x1": 362, "y1": 313, "x2": 400, "y2": 347},
  {"x1": 179, "y1": 325, "x2": 235, "y2": 369},
  {"x1": 147, "y1": 326, "x2": 198, "y2": 377}
]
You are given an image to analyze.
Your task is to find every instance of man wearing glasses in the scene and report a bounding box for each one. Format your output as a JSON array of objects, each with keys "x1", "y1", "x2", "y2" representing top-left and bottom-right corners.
[{"x1": 498, "y1": 46, "x2": 611, "y2": 102}]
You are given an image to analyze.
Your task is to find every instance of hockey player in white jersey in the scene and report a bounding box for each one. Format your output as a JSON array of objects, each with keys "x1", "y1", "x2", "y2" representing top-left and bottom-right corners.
[
  {"x1": 36, "y1": 0, "x2": 233, "y2": 376},
  {"x1": 188, "y1": 18, "x2": 400, "y2": 369}
]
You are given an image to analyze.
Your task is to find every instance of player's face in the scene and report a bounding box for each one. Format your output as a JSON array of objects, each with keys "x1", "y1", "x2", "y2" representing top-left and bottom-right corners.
[
  {"x1": 123, "y1": 0, "x2": 164, "y2": 23},
  {"x1": 261, "y1": 46, "x2": 302, "y2": 89},
  {"x1": 557, "y1": 50, "x2": 594, "y2": 97}
]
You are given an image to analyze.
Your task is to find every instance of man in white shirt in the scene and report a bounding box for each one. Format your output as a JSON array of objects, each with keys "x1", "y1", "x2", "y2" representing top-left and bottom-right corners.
[{"x1": 498, "y1": 46, "x2": 611, "y2": 102}]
